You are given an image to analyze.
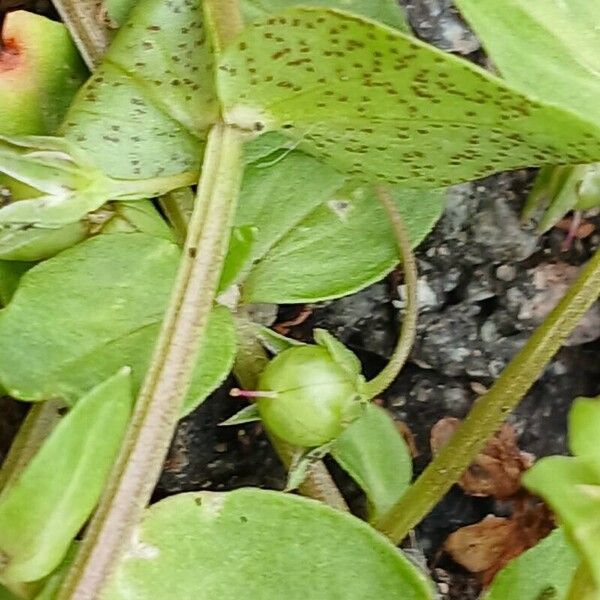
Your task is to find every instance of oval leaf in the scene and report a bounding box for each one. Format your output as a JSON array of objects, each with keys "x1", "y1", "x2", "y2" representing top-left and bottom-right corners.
[
  {"x1": 238, "y1": 156, "x2": 442, "y2": 303},
  {"x1": 101, "y1": 489, "x2": 434, "y2": 599},
  {"x1": 0, "y1": 370, "x2": 132, "y2": 583},
  {"x1": 218, "y1": 8, "x2": 600, "y2": 187},
  {"x1": 332, "y1": 404, "x2": 412, "y2": 522},
  {"x1": 0, "y1": 233, "x2": 235, "y2": 414}
]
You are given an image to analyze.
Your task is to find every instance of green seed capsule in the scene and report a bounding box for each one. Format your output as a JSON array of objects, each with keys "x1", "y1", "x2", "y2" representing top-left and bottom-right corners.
[{"x1": 257, "y1": 334, "x2": 366, "y2": 448}]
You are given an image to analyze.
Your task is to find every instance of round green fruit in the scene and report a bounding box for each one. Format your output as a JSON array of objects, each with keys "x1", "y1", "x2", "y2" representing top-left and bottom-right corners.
[{"x1": 257, "y1": 344, "x2": 365, "y2": 448}]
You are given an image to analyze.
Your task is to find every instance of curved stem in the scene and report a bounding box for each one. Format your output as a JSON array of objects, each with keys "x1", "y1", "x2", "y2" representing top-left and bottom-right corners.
[
  {"x1": 365, "y1": 185, "x2": 418, "y2": 399},
  {"x1": 375, "y1": 247, "x2": 600, "y2": 544}
]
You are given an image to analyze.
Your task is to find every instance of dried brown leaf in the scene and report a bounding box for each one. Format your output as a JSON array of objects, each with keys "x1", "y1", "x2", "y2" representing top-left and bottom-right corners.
[{"x1": 431, "y1": 418, "x2": 531, "y2": 499}]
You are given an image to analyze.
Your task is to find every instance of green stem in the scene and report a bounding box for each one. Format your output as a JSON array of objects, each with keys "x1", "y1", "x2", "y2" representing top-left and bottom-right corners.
[
  {"x1": 158, "y1": 187, "x2": 195, "y2": 244},
  {"x1": 233, "y1": 315, "x2": 350, "y2": 512},
  {"x1": 375, "y1": 247, "x2": 600, "y2": 544},
  {"x1": 51, "y1": 0, "x2": 111, "y2": 69},
  {"x1": 365, "y1": 185, "x2": 418, "y2": 399},
  {"x1": 56, "y1": 3, "x2": 245, "y2": 596},
  {"x1": 57, "y1": 123, "x2": 244, "y2": 600}
]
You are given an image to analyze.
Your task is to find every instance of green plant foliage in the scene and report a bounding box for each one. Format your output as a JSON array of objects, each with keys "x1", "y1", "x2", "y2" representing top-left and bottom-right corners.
[
  {"x1": 0, "y1": 11, "x2": 87, "y2": 136},
  {"x1": 0, "y1": 233, "x2": 235, "y2": 415},
  {"x1": 101, "y1": 489, "x2": 435, "y2": 599},
  {"x1": 454, "y1": 0, "x2": 600, "y2": 230},
  {"x1": 524, "y1": 396, "x2": 600, "y2": 592},
  {"x1": 0, "y1": 370, "x2": 132, "y2": 583},
  {"x1": 218, "y1": 8, "x2": 600, "y2": 188},
  {"x1": 331, "y1": 404, "x2": 412, "y2": 522},
  {"x1": 0, "y1": 135, "x2": 194, "y2": 240},
  {"x1": 454, "y1": 0, "x2": 600, "y2": 125},
  {"x1": 100, "y1": 201, "x2": 177, "y2": 241},
  {"x1": 235, "y1": 150, "x2": 443, "y2": 303},
  {"x1": 521, "y1": 163, "x2": 600, "y2": 232},
  {"x1": 102, "y1": 0, "x2": 409, "y2": 32},
  {"x1": 0, "y1": 585, "x2": 19, "y2": 600},
  {"x1": 61, "y1": 0, "x2": 215, "y2": 180},
  {"x1": 484, "y1": 528, "x2": 579, "y2": 600},
  {"x1": 240, "y1": 0, "x2": 409, "y2": 32}
]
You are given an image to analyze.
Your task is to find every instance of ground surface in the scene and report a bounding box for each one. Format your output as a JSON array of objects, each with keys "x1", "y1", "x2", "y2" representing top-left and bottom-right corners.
[{"x1": 0, "y1": 1, "x2": 599, "y2": 599}]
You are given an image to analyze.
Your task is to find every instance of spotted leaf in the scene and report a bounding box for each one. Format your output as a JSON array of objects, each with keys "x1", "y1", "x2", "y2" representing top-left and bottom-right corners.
[
  {"x1": 60, "y1": 0, "x2": 215, "y2": 179},
  {"x1": 218, "y1": 8, "x2": 600, "y2": 187}
]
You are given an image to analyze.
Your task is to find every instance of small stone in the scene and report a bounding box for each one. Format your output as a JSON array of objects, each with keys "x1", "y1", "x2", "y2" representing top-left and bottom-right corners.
[{"x1": 496, "y1": 264, "x2": 517, "y2": 282}]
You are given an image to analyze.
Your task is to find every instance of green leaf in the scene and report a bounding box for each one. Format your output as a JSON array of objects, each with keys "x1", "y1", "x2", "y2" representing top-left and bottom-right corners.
[
  {"x1": 484, "y1": 528, "x2": 579, "y2": 600},
  {"x1": 523, "y1": 398, "x2": 600, "y2": 593},
  {"x1": 0, "y1": 233, "x2": 235, "y2": 415},
  {"x1": 219, "y1": 225, "x2": 257, "y2": 291},
  {"x1": 523, "y1": 457, "x2": 600, "y2": 593},
  {"x1": 101, "y1": 489, "x2": 435, "y2": 599},
  {"x1": 570, "y1": 397, "x2": 600, "y2": 461},
  {"x1": 101, "y1": 0, "x2": 410, "y2": 35},
  {"x1": 0, "y1": 370, "x2": 132, "y2": 583},
  {"x1": 220, "y1": 403, "x2": 261, "y2": 426},
  {"x1": 238, "y1": 159, "x2": 443, "y2": 302},
  {"x1": 454, "y1": 0, "x2": 600, "y2": 125},
  {"x1": 218, "y1": 8, "x2": 600, "y2": 188},
  {"x1": 256, "y1": 325, "x2": 305, "y2": 354},
  {"x1": 60, "y1": 0, "x2": 216, "y2": 179},
  {"x1": 101, "y1": 200, "x2": 177, "y2": 242},
  {"x1": 0, "y1": 584, "x2": 19, "y2": 600},
  {"x1": 454, "y1": 0, "x2": 600, "y2": 229},
  {"x1": 0, "y1": 135, "x2": 194, "y2": 260},
  {"x1": 314, "y1": 328, "x2": 362, "y2": 376},
  {"x1": 331, "y1": 404, "x2": 412, "y2": 521},
  {"x1": 240, "y1": 0, "x2": 409, "y2": 32}
]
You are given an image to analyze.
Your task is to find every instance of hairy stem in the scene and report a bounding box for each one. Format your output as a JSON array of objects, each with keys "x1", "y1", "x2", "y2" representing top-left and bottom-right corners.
[
  {"x1": 233, "y1": 315, "x2": 349, "y2": 511},
  {"x1": 376, "y1": 247, "x2": 600, "y2": 543},
  {"x1": 51, "y1": 0, "x2": 110, "y2": 69},
  {"x1": 56, "y1": 2, "x2": 246, "y2": 595},
  {"x1": 58, "y1": 122, "x2": 244, "y2": 600},
  {"x1": 365, "y1": 186, "x2": 418, "y2": 399}
]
